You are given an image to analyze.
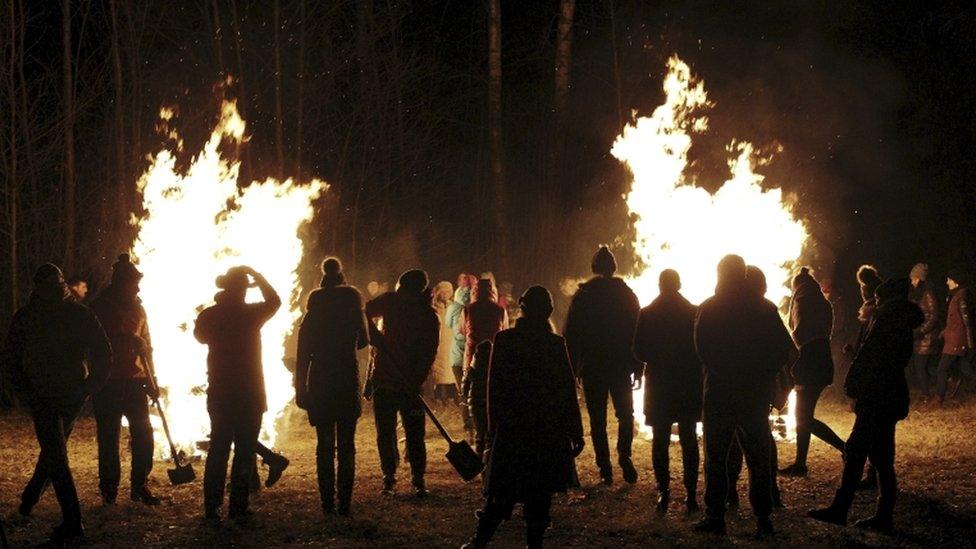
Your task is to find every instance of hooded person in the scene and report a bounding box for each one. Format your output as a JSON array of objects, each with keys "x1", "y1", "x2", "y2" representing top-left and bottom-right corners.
[
  {"x1": 430, "y1": 281, "x2": 458, "y2": 405},
  {"x1": 194, "y1": 265, "x2": 281, "y2": 520},
  {"x1": 809, "y1": 278, "x2": 923, "y2": 532},
  {"x1": 632, "y1": 269, "x2": 702, "y2": 513},
  {"x1": 462, "y1": 286, "x2": 584, "y2": 549},
  {"x1": 463, "y1": 278, "x2": 508, "y2": 369},
  {"x1": 845, "y1": 265, "x2": 883, "y2": 359},
  {"x1": 564, "y1": 245, "x2": 641, "y2": 485},
  {"x1": 295, "y1": 257, "x2": 369, "y2": 516},
  {"x1": 447, "y1": 274, "x2": 477, "y2": 434},
  {"x1": 90, "y1": 254, "x2": 160, "y2": 506},
  {"x1": 934, "y1": 268, "x2": 975, "y2": 404},
  {"x1": 3, "y1": 263, "x2": 112, "y2": 543},
  {"x1": 779, "y1": 267, "x2": 845, "y2": 477},
  {"x1": 907, "y1": 263, "x2": 939, "y2": 397},
  {"x1": 365, "y1": 269, "x2": 440, "y2": 497}
]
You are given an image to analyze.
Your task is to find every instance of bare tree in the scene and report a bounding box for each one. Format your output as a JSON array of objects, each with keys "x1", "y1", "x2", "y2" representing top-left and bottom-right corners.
[
  {"x1": 62, "y1": 0, "x2": 76, "y2": 270},
  {"x1": 5, "y1": 0, "x2": 20, "y2": 309},
  {"x1": 487, "y1": 0, "x2": 508, "y2": 268},
  {"x1": 109, "y1": 0, "x2": 127, "y2": 222},
  {"x1": 273, "y1": 0, "x2": 284, "y2": 177},
  {"x1": 295, "y1": 0, "x2": 305, "y2": 179}
]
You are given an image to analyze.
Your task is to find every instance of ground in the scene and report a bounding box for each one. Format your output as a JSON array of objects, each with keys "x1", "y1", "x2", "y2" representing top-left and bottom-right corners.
[{"x1": 2, "y1": 394, "x2": 975, "y2": 548}]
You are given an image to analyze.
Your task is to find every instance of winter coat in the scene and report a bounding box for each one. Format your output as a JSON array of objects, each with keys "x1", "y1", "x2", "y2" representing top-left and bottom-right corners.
[
  {"x1": 90, "y1": 285, "x2": 152, "y2": 380},
  {"x1": 462, "y1": 296, "x2": 507, "y2": 369},
  {"x1": 845, "y1": 297, "x2": 922, "y2": 420},
  {"x1": 365, "y1": 290, "x2": 440, "y2": 394},
  {"x1": 695, "y1": 290, "x2": 794, "y2": 405},
  {"x1": 2, "y1": 288, "x2": 112, "y2": 402},
  {"x1": 942, "y1": 287, "x2": 973, "y2": 357},
  {"x1": 296, "y1": 284, "x2": 368, "y2": 424},
  {"x1": 564, "y1": 276, "x2": 641, "y2": 380},
  {"x1": 484, "y1": 318, "x2": 583, "y2": 501},
  {"x1": 632, "y1": 290, "x2": 702, "y2": 424},
  {"x1": 194, "y1": 286, "x2": 281, "y2": 412},
  {"x1": 910, "y1": 283, "x2": 940, "y2": 355},
  {"x1": 446, "y1": 287, "x2": 471, "y2": 369},
  {"x1": 430, "y1": 302, "x2": 457, "y2": 385},
  {"x1": 462, "y1": 342, "x2": 490, "y2": 414},
  {"x1": 789, "y1": 280, "x2": 834, "y2": 387}
]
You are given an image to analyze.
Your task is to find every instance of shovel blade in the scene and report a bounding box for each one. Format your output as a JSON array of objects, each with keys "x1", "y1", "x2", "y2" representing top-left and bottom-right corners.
[
  {"x1": 446, "y1": 440, "x2": 484, "y2": 482},
  {"x1": 167, "y1": 463, "x2": 196, "y2": 486}
]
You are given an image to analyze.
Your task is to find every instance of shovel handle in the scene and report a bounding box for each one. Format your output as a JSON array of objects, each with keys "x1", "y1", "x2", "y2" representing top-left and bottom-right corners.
[
  {"x1": 418, "y1": 395, "x2": 455, "y2": 444},
  {"x1": 142, "y1": 354, "x2": 184, "y2": 465}
]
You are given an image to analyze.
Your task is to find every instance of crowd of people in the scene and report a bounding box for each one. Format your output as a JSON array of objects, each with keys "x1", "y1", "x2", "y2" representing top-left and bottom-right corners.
[{"x1": 1, "y1": 246, "x2": 973, "y2": 547}]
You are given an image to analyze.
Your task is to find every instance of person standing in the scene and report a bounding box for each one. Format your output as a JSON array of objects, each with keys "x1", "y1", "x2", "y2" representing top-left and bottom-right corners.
[
  {"x1": 90, "y1": 254, "x2": 160, "y2": 505},
  {"x1": 2, "y1": 264, "x2": 112, "y2": 543},
  {"x1": 632, "y1": 269, "x2": 702, "y2": 513},
  {"x1": 430, "y1": 281, "x2": 458, "y2": 406},
  {"x1": 779, "y1": 267, "x2": 845, "y2": 476},
  {"x1": 934, "y1": 269, "x2": 975, "y2": 405},
  {"x1": 564, "y1": 245, "x2": 641, "y2": 485},
  {"x1": 462, "y1": 340, "x2": 493, "y2": 458},
  {"x1": 461, "y1": 286, "x2": 584, "y2": 549},
  {"x1": 295, "y1": 257, "x2": 369, "y2": 516},
  {"x1": 66, "y1": 276, "x2": 89, "y2": 303},
  {"x1": 463, "y1": 278, "x2": 508, "y2": 369},
  {"x1": 694, "y1": 255, "x2": 792, "y2": 537},
  {"x1": 194, "y1": 266, "x2": 281, "y2": 520},
  {"x1": 448, "y1": 275, "x2": 476, "y2": 434},
  {"x1": 365, "y1": 269, "x2": 440, "y2": 497},
  {"x1": 908, "y1": 263, "x2": 939, "y2": 398},
  {"x1": 809, "y1": 278, "x2": 923, "y2": 532}
]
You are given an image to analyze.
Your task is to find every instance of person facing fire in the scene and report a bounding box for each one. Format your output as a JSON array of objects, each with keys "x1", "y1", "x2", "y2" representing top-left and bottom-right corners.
[
  {"x1": 194, "y1": 265, "x2": 281, "y2": 521},
  {"x1": 461, "y1": 286, "x2": 584, "y2": 549},
  {"x1": 89, "y1": 254, "x2": 160, "y2": 506},
  {"x1": 448, "y1": 274, "x2": 477, "y2": 435},
  {"x1": 295, "y1": 257, "x2": 369, "y2": 516},
  {"x1": 462, "y1": 339, "x2": 492, "y2": 458},
  {"x1": 365, "y1": 269, "x2": 440, "y2": 497},
  {"x1": 694, "y1": 255, "x2": 792, "y2": 538},
  {"x1": 934, "y1": 268, "x2": 975, "y2": 405},
  {"x1": 564, "y1": 245, "x2": 641, "y2": 485},
  {"x1": 2, "y1": 263, "x2": 112, "y2": 544},
  {"x1": 808, "y1": 278, "x2": 923, "y2": 532},
  {"x1": 632, "y1": 269, "x2": 702, "y2": 513},
  {"x1": 907, "y1": 263, "x2": 940, "y2": 398},
  {"x1": 430, "y1": 280, "x2": 458, "y2": 406},
  {"x1": 463, "y1": 278, "x2": 508, "y2": 369}
]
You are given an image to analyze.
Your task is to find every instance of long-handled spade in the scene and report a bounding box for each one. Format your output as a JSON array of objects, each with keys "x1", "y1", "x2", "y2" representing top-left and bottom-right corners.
[{"x1": 144, "y1": 356, "x2": 196, "y2": 485}]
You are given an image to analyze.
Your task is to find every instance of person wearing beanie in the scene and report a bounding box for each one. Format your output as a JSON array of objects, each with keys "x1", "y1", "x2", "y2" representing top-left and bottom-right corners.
[
  {"x1": 780, "y1": 267, "x2": 845, "y2": 477},
  {"x1": 365, "y1": 268, "x2": 440, "y2": 497},
  {"x1": 809, "y1": 278, "x2": 922, "y2": 533},
  {"x1": 934, "y1": 269, "x2": 975, "y2": 405},
  {"x1": 3, "y1": 263, "x2": 111, "y2": 543},
  {"x1": 632, "y1": 269, "x2": 702, "y2": 513},
  {"x1": 908, "y1": 263, "x2": 940, "y2": 397},
  {"x1": 194, "y1": 265, "x2": 281, "y2": 520},
  {"x1": 90, "y1": 254, "x2": 161, "y2": 506},
  {"x1": 295, "y1": 256, "x2": 368, "y2": 516},
  {"x1": 462, "y1": 286, "x2": 584, "y2": 549},
  {"x1": 564, "y1": 245, "x2": 641, "y2": 485}
]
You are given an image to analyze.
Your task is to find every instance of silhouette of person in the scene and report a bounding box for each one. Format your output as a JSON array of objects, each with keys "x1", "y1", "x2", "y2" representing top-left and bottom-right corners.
[
  {"x1": 365, "y1": 269, "x2": 440, "y2": 497},
  {"x1": 693, "y1": 255, "x2": 792, "y2": 538},
  {"x1": 462, "y1": 286, "x2": 584, "y2": 549},
  {"x1": 462, "y1": 279, "x2": 508, "y2": 369},
  {"x1": 809, "y1": 278, "x2": 923, "y2": 532},
  {"x1": 934, "y1": 269, "x2": 975, "y2": 404},
  {"x1": 462, "y1": 340, "x2": 492, "y2": 458},
  {"x1": 3, "y1": 264, "x2": 111, "y2": 544},
  {"x1": 194, "y1": 266, "x2": 281, "y2": 520},
  {"x1": 632, "y1": 269, "x2": 702, "y2": 513},
  {"x1": 907, "y1": 263, "x2": 939, "y2": 397},
  {"x1": 66, "y1": 276, "x2": 89, "y2": 303},
  {"x1": 447, "y1": 274, "x2": 477, "y2": 436},
  {"x1": 90, "y1": 254, "x2": 160, "y2": 505},
  {"x1": 564, "y1": 245, "x2": 641, "y2": 485},
  {"x1": 295, "y1": 257, "x2": 369, "y2": 516}
]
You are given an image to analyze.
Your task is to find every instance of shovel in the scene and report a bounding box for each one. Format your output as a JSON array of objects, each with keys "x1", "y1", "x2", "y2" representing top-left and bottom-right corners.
[
  {"x1": 419, "y1": 395, "x2": 485, "y2": 481},
  {"x1": 144, "y1": 355, "x2": 196, "y2": 485}
]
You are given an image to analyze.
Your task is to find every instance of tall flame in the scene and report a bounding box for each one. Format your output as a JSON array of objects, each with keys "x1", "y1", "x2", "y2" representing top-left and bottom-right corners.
[
  {"x1": 613, "y1": 56, "x2": 808, "y2": 439},
  {"x1": 131, "y1": 99, "x2": 325, "y2": 455}
]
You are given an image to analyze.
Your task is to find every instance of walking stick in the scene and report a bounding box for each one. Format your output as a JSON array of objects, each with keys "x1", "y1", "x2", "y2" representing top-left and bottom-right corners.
[{"x1": 143, "y1": 354, "x2": 196, "y2": 485}]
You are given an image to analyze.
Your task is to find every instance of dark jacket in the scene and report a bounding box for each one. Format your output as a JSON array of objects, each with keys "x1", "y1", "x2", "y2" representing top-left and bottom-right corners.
[
  {"x1": 462, "y1": 287, "x2": 507, "y2": 369},
  {"x1": 462, "y1": 341, "x2": 490, "y2": 414},
  {"x1": 90, "y1": 285, "x2": 152, "y2": 380},
  {"x1": 789, "y1": 279, "x2": 834, "y2": 387},
  {"x1": 2, "y1": 288, "x2": 112, "y2": 402},
  {"x1": 910, "y1": 282, "x2": 940, "y2": 355},
  {"x1": 632, "y1": 290, "x2": 702, "y2": 424},
  {"x1": 296, "y1": 284, "x2": 369, "y2": 424},
  {"x1": 942, "y1": 287, "x2": 973, "y2": 357},
  {"x1": 846, "y1": 297, "x2": 923, "y2": 420},
  {"x1": 194, "y1": 285, "x2": 281, "y2": 412},
  {"x1": 564, "y1": 276, "x2": 641, "y2": 380},
  {"x1": 484, "y1": 318, "x2": 583, "y2": 500},
  {"x1": 365, "y1": 290, "x2": 440, "y2": 394}
]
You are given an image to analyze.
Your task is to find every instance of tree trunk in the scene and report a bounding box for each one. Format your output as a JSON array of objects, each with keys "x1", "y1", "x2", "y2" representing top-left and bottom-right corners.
[
  {"x1": 7, "y1": 0, "x2": 19, "y2": 309},
  {"x1": 62, "y1": 0, "x2": 76, "y2": 271},
  {"x1": 487, "y1": 0, "x2": 508, "y2": 269},
  {"x1": 296, "y1": 0, "x2": 305, "y2": 180},
  {"x1": 607, "y1": 0, "x2": 623, "y2": 128},
  {"x1": 554, "y1": 0, "x2": 575, "y2": 118},
  {"x1": 273, "y1": 0, "x2": 285, "y2": 177},
  {"x1": 211, "y1": 0, "x2": 225, "y2": 73},
  {"x1": 109, "y1": 0, "x2": 127, "y2": 227}
]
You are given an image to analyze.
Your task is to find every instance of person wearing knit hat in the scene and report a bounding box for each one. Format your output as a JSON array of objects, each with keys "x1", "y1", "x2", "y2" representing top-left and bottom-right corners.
[
  {"x1": 565, "y1": 245, "x2": 641, "y2": 485},
  {"x1": 908, "y1": 263, "x2": 940, "y2": 397},
  {"x1": 844, "y1": 265, "x2": 883, "y2": 361},
  {"x1": 934, "y1": 268, "x2": 975, "y2": 405}
]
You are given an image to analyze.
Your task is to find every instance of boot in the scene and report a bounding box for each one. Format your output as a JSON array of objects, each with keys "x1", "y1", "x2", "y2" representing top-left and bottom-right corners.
[
  {"x1": 685, "y1": 495, "x2": 700, "y2": 514},
  {"x1": 655, "y1": 490, "x2": 670, "y2": 514},
  {"x1": 264, "y1": 453, "x2": 290, "y2": 488},
  {"x1": 755, "y1": 516, "x2": 775, "y2": 539},
  {"x1": 693, "y1": 517, "x2": 726, "y2": 535},
  {"x1": 778, "y1": 463, "x2": 808, "y2": 477},
  {"x1": 807, "y1": 505, "x2": 847, "y2": 526},
  {"x1": 101, "y1": 486, "x2": 118, "y2": 505},
  {"x1": 381, "y1": 476, "x2": 397, "y2": 496},
  {"x1": 599, "y1": 466, "x2": 613, "y2": 486},
  {"x1": 413, "y1": 476, "x2": 428, "y2": 498},
  {"x1": 50, "y1": 523, "x2": 85, "y2": 545},
  {"x1": 131, "y1": 484, "x2": 161, "y2": 506},
  {"x1": 854, "y1": 515, "x2": 893, "y2": 533},
  {"x1": 619, "y1": 457, "x2": 638, "y2": 484},
  {"x1": 526, "y1": 521, "x2": 548, "y2": 549},
  {"x1": 461, "y1": 511, "x2": 502, "y2": 549}
]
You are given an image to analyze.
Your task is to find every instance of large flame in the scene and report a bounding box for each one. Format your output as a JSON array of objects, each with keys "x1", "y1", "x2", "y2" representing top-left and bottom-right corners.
[
  {"x1": 613, "y1": 56, "x2": 808, "y2": 439},
  {"x1": 131, "y1": 99, "x2": 325, "y2": 455}
]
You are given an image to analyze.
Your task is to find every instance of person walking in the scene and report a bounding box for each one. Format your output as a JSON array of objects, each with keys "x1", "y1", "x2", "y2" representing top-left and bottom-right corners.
[
  {"x1": 295, "y1": 257, "x2": 369, "y2": 516},
  {"x1": 632, "y1": 269, "x2": 702, "y2": 513},
  {"x1": 2, "y1": 264, "x2": 112, "y2": 544},
  {"x1": 461, "y1": 286, "x2": 584, "y2": 549},
  {"x1": 934, "y1": 269, "x2": 975, "y2": 405},
  {"x1": 194, "y1": 266, "x2": 281, "y2": 521},
  {"x1": 809, "y1": 278, "x2": 923, "y2": 532},
  {"x1": 565, "y1": 245, "x2": 641, "y2": 485},
  {"x1": 907, "y1": 263, "x2": 940, "y2": 398}
]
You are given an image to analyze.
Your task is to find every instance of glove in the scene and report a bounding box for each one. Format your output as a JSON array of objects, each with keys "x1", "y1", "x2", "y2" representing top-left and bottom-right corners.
[
  {"x1": 570, "y1": 435, "x2": 585, "y2": 457},
  {"x1": 146, "y1": 378, "x2": 160, "y2": 401}
]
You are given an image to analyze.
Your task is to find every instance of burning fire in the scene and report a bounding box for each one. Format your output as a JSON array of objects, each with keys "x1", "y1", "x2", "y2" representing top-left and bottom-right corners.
[
  {"x1": 131, "y1": 99, "x2": 325, "y2": 456},
  {"x1": 613, "y1": 56, "x2": 808, "y2": 440}
]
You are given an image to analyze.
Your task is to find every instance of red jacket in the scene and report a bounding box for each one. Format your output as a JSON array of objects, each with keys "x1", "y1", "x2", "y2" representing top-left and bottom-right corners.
[
  {"x1": 462, "y1": 289, "x2": 508, "y2": 369},
  {"x1": 942, "y1": 287, "x2": 973, "y2": 356}
]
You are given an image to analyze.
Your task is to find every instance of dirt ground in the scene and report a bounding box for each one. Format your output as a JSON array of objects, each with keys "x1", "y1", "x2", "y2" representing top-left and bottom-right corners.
[{"x1": 2, "y1": 393, "x2": 975, "y2": 548}]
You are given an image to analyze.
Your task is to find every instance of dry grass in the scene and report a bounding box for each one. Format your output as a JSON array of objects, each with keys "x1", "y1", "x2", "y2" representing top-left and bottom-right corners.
[{"x1": 2, "y1": 393, "x2": 975, "y2": 548}]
